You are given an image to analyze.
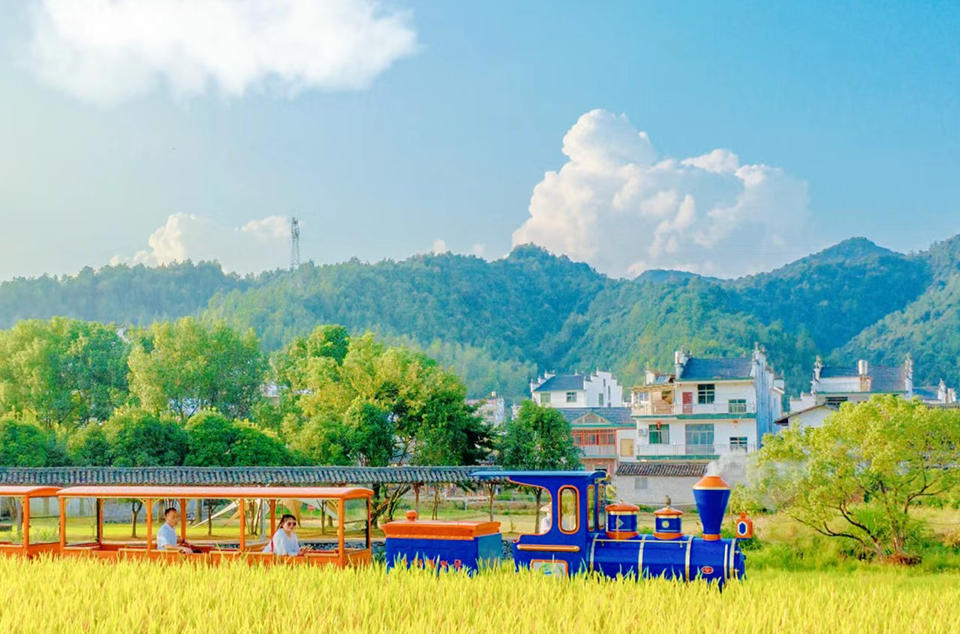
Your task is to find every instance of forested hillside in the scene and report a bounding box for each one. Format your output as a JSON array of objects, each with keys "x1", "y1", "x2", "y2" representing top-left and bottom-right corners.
[{"x1": 2, "y1": 235, "x2": 958, "y2": 401}]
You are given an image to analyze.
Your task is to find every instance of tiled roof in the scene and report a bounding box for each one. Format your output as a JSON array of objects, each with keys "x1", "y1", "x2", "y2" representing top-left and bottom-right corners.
[
  {"x1": 818, "y1": 366, "x2": 858, "y2": 378},
  {"x1": 0, "y1": 466, "x2": 499, "y2": 487},
  {"x1": 556, "y1": 407, "x2": 634, "y2": 426},
  {"x1": 533, "y1": 375, "x2": 585, "y2": 392},
  {"x1": 681, "y1": 357, "x2": 752, "y2": 380},
  {"x1": 819, "y1": 364, "x2": 906, "y2": 392},
  {"x1": 616, "y1": 462, "x2": 707, "y2": 477}
]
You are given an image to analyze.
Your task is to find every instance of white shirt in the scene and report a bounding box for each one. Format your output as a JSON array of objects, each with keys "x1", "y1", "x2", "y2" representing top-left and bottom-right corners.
[
  {"x1": 157, "y1": 523, "x2": 179, "y2": 550},
  {"x1": 269, "y1": 530, "x2": 301, "y2": 557}
]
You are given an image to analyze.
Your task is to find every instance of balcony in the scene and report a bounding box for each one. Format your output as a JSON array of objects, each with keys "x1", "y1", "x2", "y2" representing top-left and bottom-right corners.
[
  {"x1": 632, "y1": 400, "x2": 756, "y2": 417},
  {"x1": 578, "y1": 445, "x2": 617, "y2": 457},
  {"x1": 635, "y1": 442, "x2": 757, "y2": 457}
]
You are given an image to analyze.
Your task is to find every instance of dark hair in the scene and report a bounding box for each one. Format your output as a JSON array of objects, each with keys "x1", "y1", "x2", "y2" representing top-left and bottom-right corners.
[
  {"x1": 164, "y1": 507, "x2": 178, "y2": 517},
  {"x1": 278, "y1": 514, "x2": 297, "y2": 529}
]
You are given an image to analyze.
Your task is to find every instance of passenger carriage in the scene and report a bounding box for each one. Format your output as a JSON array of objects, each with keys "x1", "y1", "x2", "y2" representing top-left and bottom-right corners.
[
  {"x1": 55, "y1": 485, "x2": 373, "y2": 566},
  {"x1": 0, "y1": 486, "x2": 62, "y2": 559}
]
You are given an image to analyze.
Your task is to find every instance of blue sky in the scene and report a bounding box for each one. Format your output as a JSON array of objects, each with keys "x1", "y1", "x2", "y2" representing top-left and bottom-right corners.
[{"x1": 1, "y1": 0, "x2": 958, "y2": 281}]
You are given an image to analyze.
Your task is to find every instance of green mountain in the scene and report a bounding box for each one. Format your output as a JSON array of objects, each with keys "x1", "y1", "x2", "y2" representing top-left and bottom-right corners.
[{"x1": 1, "y1": 235, "x2": 957, "y2": 401}]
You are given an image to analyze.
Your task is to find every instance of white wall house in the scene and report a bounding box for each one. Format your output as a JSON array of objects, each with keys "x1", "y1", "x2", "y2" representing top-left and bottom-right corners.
[
  {"x1": 530, "y1": 371, "x2": 624, "y2": 408},
  {"x1": 630, "y1": 345, "x2": 784, "y2": 460},
  {"x1": 467, "y1": 392, "x2": 506, "y2": 427},
  {"x1": 780, "y1": 355, "x2": 957, "y2": 431}
]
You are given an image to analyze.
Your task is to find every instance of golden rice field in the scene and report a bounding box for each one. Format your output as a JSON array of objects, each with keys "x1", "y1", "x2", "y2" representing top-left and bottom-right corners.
[{"x1": 1, "y1": 557, "x2": 958, "y2": 634}]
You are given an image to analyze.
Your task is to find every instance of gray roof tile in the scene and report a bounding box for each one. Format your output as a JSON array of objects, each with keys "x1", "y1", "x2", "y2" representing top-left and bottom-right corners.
[
  {"x1": 555, "y1": 407, "x2": 634, "y2": 426},
  {"x1": 681, "y1": 357, "x2": 753, "y2": 380},
  {"x1": 533, "y1": 375, "x2": 585, "y2": 392},
  {"x1": 616, "y1": 462, "x2": 707, "y2": 477}
]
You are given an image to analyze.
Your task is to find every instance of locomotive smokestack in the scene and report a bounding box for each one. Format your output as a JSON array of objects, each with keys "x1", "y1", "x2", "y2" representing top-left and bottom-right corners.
[{"x1": 693, "y1": 474, "x2": 731, "y2": 541}]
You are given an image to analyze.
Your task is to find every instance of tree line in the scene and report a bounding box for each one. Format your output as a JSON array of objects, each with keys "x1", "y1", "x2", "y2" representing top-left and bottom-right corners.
[{"x1": 0, "y1": 317, "x2": 580, "y2": 501}]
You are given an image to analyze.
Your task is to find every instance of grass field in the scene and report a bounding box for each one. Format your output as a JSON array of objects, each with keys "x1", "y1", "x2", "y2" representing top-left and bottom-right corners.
[{"x1": 1, "y1": 557, "x2": 957, "y2": 633}]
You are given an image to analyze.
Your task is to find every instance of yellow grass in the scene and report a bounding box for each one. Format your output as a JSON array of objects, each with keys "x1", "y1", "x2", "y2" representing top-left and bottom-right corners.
[{"x1": 1, "y1": 558, "x2": 958, "y2": 633}]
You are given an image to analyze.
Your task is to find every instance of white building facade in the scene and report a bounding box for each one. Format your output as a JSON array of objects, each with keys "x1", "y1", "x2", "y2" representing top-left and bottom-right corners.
[
  {"x1": 630, "y1": 346, "x2": 784, "y2": 459},
  {"x1": 781, "y1": 355, "x2": 957, "y2": 431},
  {"x1": 530, "y1": 371, "x2": 624, "y2": 409}
]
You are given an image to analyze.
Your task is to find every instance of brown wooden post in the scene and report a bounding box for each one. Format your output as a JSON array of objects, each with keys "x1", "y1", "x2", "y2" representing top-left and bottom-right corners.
[
  {"x1": 269, "y1": 500, "x2": 277, "y2": 536},
  {"x1": 337, "y1": 499, "x2": 345, "y2": 566},
  {"x1": 145, "y1": 499, "x2": 153, "y2": 552},
  {"x1": 238, "y1": 499, "x2": 246, "y2": 552},
  {"x1": 414, "y1": 484, "x2": 421, "y2": 514},
  {"x1": 179, "y1": 498, "x2": 188, "y2": 542},
  {"x1": 59, "y1": 497, "x2": 66, "y2": 551},
  {"x1": 488, "y1": 484, "x2": 495, "y2": 522},
  {"x1": 22, "y1": 497, "x2": 30, "y2": 550},
  {"x1": 97, "y1": 499, "x2": 104, "y2": 546}
]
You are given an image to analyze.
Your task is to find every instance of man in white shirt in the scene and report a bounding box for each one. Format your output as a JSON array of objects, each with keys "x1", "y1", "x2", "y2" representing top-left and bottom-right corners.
[{"x1": 156, "y1": 507, "x2": 195, "y2": 554}]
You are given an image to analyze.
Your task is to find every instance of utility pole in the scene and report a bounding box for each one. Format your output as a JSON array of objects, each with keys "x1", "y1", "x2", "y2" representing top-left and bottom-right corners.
[{"x1": 290, "y1": 217, "x2": 301, "y2": 271}]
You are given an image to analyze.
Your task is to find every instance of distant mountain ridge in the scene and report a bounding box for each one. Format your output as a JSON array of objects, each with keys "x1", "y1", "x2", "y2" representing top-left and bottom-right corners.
[{"x1": 1, "y1": 235, "x2": 958, "y2": 401}]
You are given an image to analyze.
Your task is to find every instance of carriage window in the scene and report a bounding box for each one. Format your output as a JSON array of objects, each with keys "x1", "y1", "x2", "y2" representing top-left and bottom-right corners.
[
  {"x1": 0, "y1": 497, "x2": 24, "y2": 545},
  {"x1": 559, "y1": 487, "x2": 579, "y2": 534},
  {"x1": 586, "y1": 486, "x2": 595, "y2": 532},
  {"x1": 343, "y1": 498, "x2": 371, "y2": 550},
  {"x1": 27, "y1": 497, "x2": 60, "y2": 544}
]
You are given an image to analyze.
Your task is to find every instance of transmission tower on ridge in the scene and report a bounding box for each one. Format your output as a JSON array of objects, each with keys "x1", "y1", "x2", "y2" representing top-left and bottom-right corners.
[{"x1": 290, "y1": 217, "x2": 301, "y2": 270}]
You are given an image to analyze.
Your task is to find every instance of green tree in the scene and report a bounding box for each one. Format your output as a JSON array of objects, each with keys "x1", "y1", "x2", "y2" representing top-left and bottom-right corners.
[
  {"x1": 499, "y1": 400, "x2": 582, "y2": 527},
  {"x1": 0, "y1": 417, "x2": 68, "y2": 466},
  {"x1": 184, "y1": 410, "x2": 291, "y2": 466},
  {"x1": 103, "y1": 408, "x2": 189, "y2": 467},
  {"x1": 128, "y1": 318, "x2": 266, "y2": 422},
  {"x1": 67, "y1": 424, "x2": 112, "y2": 466},
  {"x1": 0, "y1": 318, "x2": 129, "y2": 429},
  {"x1": 748, "y1": 395, "x2": 960, "y2": 562}
]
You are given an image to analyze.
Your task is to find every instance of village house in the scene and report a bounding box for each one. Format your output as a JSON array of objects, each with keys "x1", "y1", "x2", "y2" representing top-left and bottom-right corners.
[
  {"x1": 467, "y1": 392, "x2": 506, "y2": 427},
  {"x1": 529, "y1": 371, "x2": 633, "y2": 473},
  {"x1": 615, "y1": 345, "x2": 784, "y2": 506},
  {"x1": 630, "y1": 345, "x2": 783, "y2": 458},
  {"x1": 530, "y1": 370, "x2": 623, "y2": 408},
  {"x1": 778, "y1": 355, "x2": 957, "y2": 431}
]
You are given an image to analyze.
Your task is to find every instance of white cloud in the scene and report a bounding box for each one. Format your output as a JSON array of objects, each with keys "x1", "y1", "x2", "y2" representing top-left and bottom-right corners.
[
  {"x1": 430, "y1": 239, "x2": 449, "y2": 254},
  {"x1": 26, "y1": 0, "x2": 417, "y2": 106},
  {"x1": 512, "y1": 109, "x2": 811, "y2": 278},
  {"x1": 113, "y1": 213, "x2": 290, "y2": 273}
]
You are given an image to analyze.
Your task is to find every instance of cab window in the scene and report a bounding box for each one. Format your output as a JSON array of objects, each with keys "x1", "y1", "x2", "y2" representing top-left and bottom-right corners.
[
  {"x1": 597, "y1": 484, "x2": 606, "y2": 531},
  {"x1": 559, "y1": 487, "x2": 579, "y2": 534},
  {"x1": 586, "y1": 485, "x2": 596, "y2": 532}
]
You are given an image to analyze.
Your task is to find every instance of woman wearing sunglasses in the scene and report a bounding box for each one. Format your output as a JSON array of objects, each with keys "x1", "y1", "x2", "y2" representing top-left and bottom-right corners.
[{"x1": 265, "y1": 514, "x2": 312, "y2": 557}]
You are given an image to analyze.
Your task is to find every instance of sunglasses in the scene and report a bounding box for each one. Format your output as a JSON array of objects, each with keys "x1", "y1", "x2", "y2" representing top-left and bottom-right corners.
[{"x1": 284, "y1": 521, "x2": 297, "y2": 527}]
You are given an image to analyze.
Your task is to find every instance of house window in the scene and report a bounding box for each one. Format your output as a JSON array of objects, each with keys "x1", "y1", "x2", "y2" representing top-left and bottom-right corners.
[
  {"x1": 728, "y1": 399, "x2": 747, "y2": 414},
  {"x1": 620, "y1": 438, "x2": 634, "y2": 457},
  {"x1": 648, "y1": 424, "x2": 670, "y2": 445},
  {"x1": 730, "y1": 437, "x2": 748, "y2": 451},
  {"x1": 572, "y1": 430, "x2": 615, "y2": 446},
  {"x1": 685, "y1": 423, "x2": 715, "y2": 455},
  {"x1": 541, "y1": 392, "x2": 551, "y2": 405},
  {"x1": 825, "y1": 396, "x2": 848, "y2": 407},
  {"x1": 697, "y1": 384, "x2": 715, "y2": 404},
  {"x1": 599, "y1": 393, "x2": 605, "y2": 407},
  {"x1": 634, "y1": 477, "x2": 648, "y2": 491},
  {"x1": 566, "y1": 391, "x2": 577, "y2": 403}
]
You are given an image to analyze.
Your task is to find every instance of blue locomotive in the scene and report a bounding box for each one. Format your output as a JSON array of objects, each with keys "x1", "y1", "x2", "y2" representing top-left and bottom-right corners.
[{"x1": 383, "y1": 470, "x2": 748, "y2": 586}]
